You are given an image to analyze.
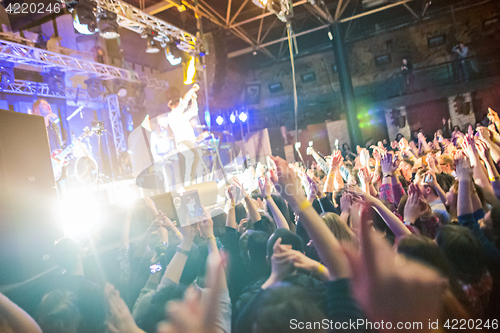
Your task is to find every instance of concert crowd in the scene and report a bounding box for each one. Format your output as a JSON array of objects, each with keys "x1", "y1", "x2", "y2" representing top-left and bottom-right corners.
[{"x1": 3, "y1": 109, "x2": 500, "y2": 333}]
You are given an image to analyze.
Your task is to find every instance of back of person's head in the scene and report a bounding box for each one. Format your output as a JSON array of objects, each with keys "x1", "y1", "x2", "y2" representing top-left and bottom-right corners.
[
  {"x1": 210, "y1": 207, "x2": 227, "y2": 237},
  {"x1": 267, "y1": 229, "x2": 304, "y2": 258},
  {"x1": 488, "y1": 205, "x2": 500, "y2": 239},
  {"x1": 247, "y1": 230, "x2": 269, "y2": 263},
  {"x1": 321, "y1": 212, "x2": 352, "y2": 242},
  {"x1": 250, "y1": 189, "x2": 263, "y2": 202},
  {"x1": 251, "y1": 284, "x2": 326, "y2": 333},
  {"x1": 138, "y1": 283, "x2": 187, "y2": 333},
  {"x1": 398, "y1": 235, "x2": 452, "y2": 277},
  {"x1": 256, "y1": 212, "x2": 276, "y2": 235},
  {"x1": 235, "y1": 203, "x2": 247, "y2": 225},
  {"x1": 53, "y1": 238, "x2": 84, "y2": 271},
  {"x1": 436, "y1": 225, "x2": 488, "y2": 284},
  {"x1": 36, "y1": 290, "x2": 80, "y2": 333}
]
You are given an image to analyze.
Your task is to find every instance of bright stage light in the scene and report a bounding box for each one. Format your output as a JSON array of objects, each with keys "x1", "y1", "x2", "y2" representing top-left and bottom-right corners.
[
  {"x1": 146, "y1": 36, "x2": 160, "y2": 53},
  {"x1": 252, "y1": 0, "x2": 268, "y2": 8},
  {"x1": 166, "y1": 51, "x2": 182, "y2": 66},
  {"x1": 183, "y1": 55, "x2": 196, "y2": 85},
  {"x1": 239, "y1": 112, "x2": 248, "y2": 122},
  {"x1": 230, "y1": 113, "x2": 236, "y2": 123},
  {"x1": 216, "y1": 115, "x2": 224, "y2": 126},
  {"x1": 58, "y1": 192, "x2": 101, "y2": 238},
  {"x1": 114, "y1": 187, "x2": 138, "y2": 206}
]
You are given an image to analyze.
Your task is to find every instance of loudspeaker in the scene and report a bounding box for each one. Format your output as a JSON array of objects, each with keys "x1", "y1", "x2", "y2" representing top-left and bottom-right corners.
[
  {"x1": 0, "y1": 109, "x2": 63, "y2": 284},
  {"x1": 204, "y1": 31, "x2": 227, "y2": 98}
]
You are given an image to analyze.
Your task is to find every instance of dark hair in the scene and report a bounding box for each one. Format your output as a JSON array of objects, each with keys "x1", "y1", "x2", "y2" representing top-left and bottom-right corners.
[
  {"x1": 252, "y1": 284, "x2": 326, "y2": 333},
  {"x1": 250, "y1": 189, "x2": 263, "y2": 201},
  {"x1": 235, "y1": 203, "x2": 247, "y2": 225},
  {"x1": 266, "y1": 194, "x2": 293, "y2": 231},
  {"x1": 342, "y1": 143, "x2": 350, "y2": 151},
  {"x1": 138, "y1": 283, "x2": 187, "y2": 333},
  {"x1": 490, "y1": 205, "x2": 500, "y2": 238},
  {"x1": 436, "y1": 225, "x2": 489, "y2": 284},
  {"x1": 210, "y1": 207, "x2": 227, "y2": 237},
  {"x1": 247, "y1": 231, "x2": 269, "y2": 263},
  {"x1": 36, "y1": 290, "x2": 80, "y2": 333},
  {"x1": 402, "y1": 157, "x2": 415, "y2": 168},
  {"x1": 267, "y1": 229, "x2": 305, "y2": 258}
]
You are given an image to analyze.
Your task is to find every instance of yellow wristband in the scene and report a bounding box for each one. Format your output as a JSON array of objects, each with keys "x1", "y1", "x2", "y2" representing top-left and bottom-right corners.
[
  {"x1": 490, "y1": 177, "x2": 500, "y2": 182},
  {"x1": 317, "y1": 264, "x2": 326, "y2": 274},
  {"x1": 329, "y1": 174, "x2": 335, "y2": 178},
  {"x1": 297, "y1": 199, "x2": 312, "y2": 212},
  {"x1": 206, "y1": 235, "x2": 216, "y2": 241},
  {"x1": 265, "y1": 195, "x2": 272, "y2": 200}
]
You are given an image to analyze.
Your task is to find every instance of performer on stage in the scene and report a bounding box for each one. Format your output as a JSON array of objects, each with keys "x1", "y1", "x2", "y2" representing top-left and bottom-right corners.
[
  {"x1": 32, "y1": 99, "x2": 64, "y2": 151},
  {"x1": 167, "y1": 84, "x2": 201, "y2": 185},
  {"x1": 150, "y1": 114, "x2": 182, "y2": 191}
]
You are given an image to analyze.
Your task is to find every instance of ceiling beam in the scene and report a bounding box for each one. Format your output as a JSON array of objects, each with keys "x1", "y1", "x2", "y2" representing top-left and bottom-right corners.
[
  {"x1": 226, "y1": 0, "x2": 232, "y2": 25},
  {"x1": 230, "y1": 0, "x2": 308, "y2": 28},
  {"x1": 229, "y1": 0, "x2": 251, "y2": 26},
  {"x1": 402, "y1": 2, "x2": 420, "y2": 20},
  {"x1": 228, "y1": 23, "x2": 330, "y2": 58},
  {"x1": 339, "y1": 0, "x2": 413, "y2": 23},
  {"x1": 144, "y1": 0, "x2": 178, "y2": 15}
]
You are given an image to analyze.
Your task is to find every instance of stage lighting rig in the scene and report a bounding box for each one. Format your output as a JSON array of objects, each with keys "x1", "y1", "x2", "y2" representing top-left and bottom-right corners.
[
  {"x1": 253, "y1": 0, "x2": 293, "y2": 22},
  {"x1": 0, "y1": 64, "x2": 14, "y2": 91},
  {"x1": 97, "y1": 10, "x2": 119, "y2": 39},
  {"x1": 72, "y1": 1, "x2": 98, "y2": 35},
  {"x1": 43, "y1": 70, "x2": 65, "y2": 95},
  {"x1": 142, "y1": 30, "x2": 160, "y2": 53},
  {"x1": 84, "y1": 78, "x2": 103, "y2": 99}
]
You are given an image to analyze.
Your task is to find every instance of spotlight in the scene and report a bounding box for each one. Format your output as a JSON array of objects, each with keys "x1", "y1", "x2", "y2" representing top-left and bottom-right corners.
[
  {"x1": 183, "y1": 55, "x2": 196, "y2": 85},
  {"x1": 98, "y1": 11, "x2": 119, "y2": 39},
  {"x1": 165, "y1": 43, "x2": 182, "y2": 66},
  {"x1": 216, "y1": 115, "x2": 224, "y2": 126},
  {"x1": 117, "y1": 85, "x2": 127, "y2": 97},
  {"x1": 73, "y1": 3, "x2": 97, "y2": 35},
  {"x1": 252, "y1": 0, "x2": 268, "y2": 9},
  {"x1": 0, "y1": 64, "x2": 14, "y2": 90},
  {"x1": 239, "y1": 112, "x2": 248, "y2": 122},
  {"x1": 44, "y1": 70, "x2": 65, "y2": 95},
  {"x1": 230, "y1": 113, "x2": 236, "y2": 123},
  {"x1": 145, "y1": 36, "x2": 160, "y2": 53},
  {"x1": 84, "y1": 78, "x2": 102, "y2": 99}
]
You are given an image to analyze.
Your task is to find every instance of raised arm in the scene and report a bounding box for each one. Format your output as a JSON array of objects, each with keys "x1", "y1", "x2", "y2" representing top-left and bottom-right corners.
[
  {"x1": 200, "y1": 210, "x2": 227, "y2": 289},
  {"x1": 261, "y1": 173, "x2": 289, "y2": 230},
  {"x1": 270, "y1": 156, "x2": 350, "y2": 281},
  {"x1": 0, "y1": 293, "x2": 41, "y2": 333}
]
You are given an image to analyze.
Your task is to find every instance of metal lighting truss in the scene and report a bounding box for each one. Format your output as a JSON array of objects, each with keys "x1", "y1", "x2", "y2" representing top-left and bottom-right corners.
[
  {"x1": 107, "y1": 94, "x2": 127, "y2": 157},
  {"x1": 0, "y1": 79, "x2": 96, "y2": 101},
  {"x1": 0, "y1": 39, "x2": 169, "y2": 89},
  {"x1": 93, "y1": 0, "x2": 196, "y2": 52}
]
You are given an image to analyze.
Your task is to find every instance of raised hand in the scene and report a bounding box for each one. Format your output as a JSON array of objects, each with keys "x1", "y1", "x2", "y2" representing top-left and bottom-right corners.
[
  {"x1": 358, "y1": 167, "x2": 371, "y2": 185},
  {"x1": 455, "y1": 155, "x2": 473, "y2": 181},
  {"x1": 329, "y1": 150, "x2": 343, "y2": 172},
  {"x1": 199, "y1": 209, "x2": 214, "y2": 239},
  {"x1": 487, "y1": 107, "x2": 499, "y2": 124},
  {"x1": 340, "y1": 192, "x2": 353, "y2": 214},
  {"x1": 105, "y1": 284, "x2": 144, "y2": 333},
  {"x1": 477, "y1": 126, "x2": 492, "y2": 142},
  {"x1": 269, "y1": 156, "x2": 306, "y2": 210},
  {"x1": 258, "y1": 174, "x2": 273, "y2": 198},
  {"x1": 476, "y1": 139, "x2": 490, "y2": 162},
  {"x1": 144, "y1": 197, "x2": 158, "y2": 216},
  {"x1": 404, "y1": 185, "x2": 427, "y2": 224},
  {"x1": 380, "y1": 152, "x2": 399, "y2": 177}
]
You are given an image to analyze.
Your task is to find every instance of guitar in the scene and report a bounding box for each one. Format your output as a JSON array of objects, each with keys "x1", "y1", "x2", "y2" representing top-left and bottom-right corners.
[{"x1": 51, "y1": 127, "x2": 96, "y2": 181}]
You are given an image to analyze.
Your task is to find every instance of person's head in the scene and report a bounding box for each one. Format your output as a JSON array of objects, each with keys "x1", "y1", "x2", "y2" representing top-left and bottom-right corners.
[
  {"x1": 483, "y1": 205, "x2": 500, "y2": 243},
  {"x1": 422, "y1": 183, "x2": 439, "y2": 200},
  {"x1": 251, "y1": 284, "x2": 326, "y2": 333},
  {"x1": 395, "y1": 133, "x2": 404, "y2": 142},
  {"x1": 459, "y1": 43, "x2": 464, "y2": 48},
  {"x1": 52, "y1": 238, "x2": 86, "y2": 273},
  {"x1": 438, "y1": 154, "x2": 454, "y2": 174},
  {"x1": 436, "y1": 225, "x2": 489, "y2": 284},
  {"x1": 32, "y1": 99, "x2": 52, "y2": 116},
  {"x1": 402, "y1": 58, "x2": 408, "y2": 65},
  {"x1": 245, "y1": 230, "x2": 270, "y2": 269},
  {"x1": 36, "y1": 290, "x2": 80, "y2": 333},
  {"x1": 267, "y1": 229, "x2": 304, "y2": 260},
  {"x1": 398, "y1": 235, "x2": 452, "y2": 277},
  {"x1": 235, "y1": 202, "x2": 247, "y2": 225},
  {"x1": 321, "y1": 213, "x2": 352, "y2": 243},
  {"x1": 400, "y1": 158, "x2": 414, "y2": 181},
  {"x1": 167, "y1": 98, "x2": 180, "y2": 110},
  {"x1": 342, "y1": 143, "x2": 350, "y2": 151},
  {"x1": 382, "y1": 138, "x2": 388, "y2": 145},
  {"x1": 210, "y1": 208, "x2": 227, "y2": 237},
  {"x1": 250, "y1": 189, "x2": 265, "y2": 210},
  {"x1": 452, "y1": 125, "x2": 461, "y2": 133}
]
